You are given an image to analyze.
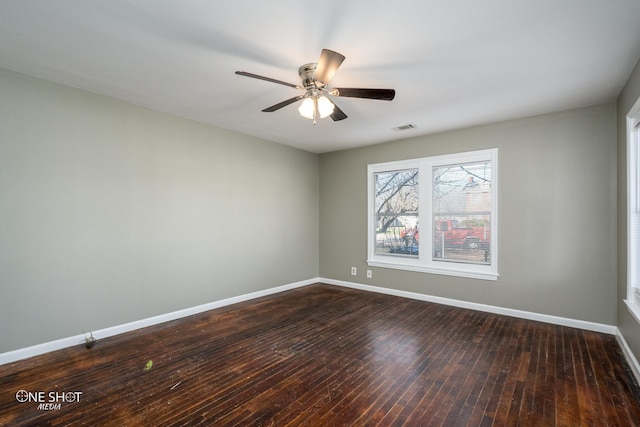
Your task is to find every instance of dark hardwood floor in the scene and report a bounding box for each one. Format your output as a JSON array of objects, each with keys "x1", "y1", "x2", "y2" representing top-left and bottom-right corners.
[{"x1": 1, "y1": 283, "x2": 639, "y2": 426}]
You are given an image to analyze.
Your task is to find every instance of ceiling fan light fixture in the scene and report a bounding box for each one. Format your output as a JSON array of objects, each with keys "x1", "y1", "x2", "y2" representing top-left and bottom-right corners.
[{"x1": 298, "y1": 95, "x2": 334, "y2": 120}]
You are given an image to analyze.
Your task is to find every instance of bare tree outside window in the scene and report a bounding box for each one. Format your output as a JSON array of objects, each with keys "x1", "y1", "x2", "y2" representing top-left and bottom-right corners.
[{"x1": 374, "y1": 169, "x2": 419, "y2": 257}]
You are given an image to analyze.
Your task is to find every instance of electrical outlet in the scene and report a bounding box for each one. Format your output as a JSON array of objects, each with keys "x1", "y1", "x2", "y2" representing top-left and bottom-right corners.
[
  {"x1": 351, "y1": 267, "x2": 357, "y2": 276},
  {"x1": 367, "y1": 270, "x2": 372, "y2": 278}
]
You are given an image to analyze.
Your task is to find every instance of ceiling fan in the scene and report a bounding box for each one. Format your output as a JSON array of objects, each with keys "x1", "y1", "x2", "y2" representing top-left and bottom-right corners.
[{"x1": 235, "y1": 49, "x2": 395, "y2": 124}]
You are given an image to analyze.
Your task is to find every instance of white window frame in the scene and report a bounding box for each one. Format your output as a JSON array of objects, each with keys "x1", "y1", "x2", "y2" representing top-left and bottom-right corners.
[
  {"x1": 367, "y1": 148, "x2": 498, "y2": 281},
  {"x1": 626, "y1": 97, "x2": 640, "y2": 324}
]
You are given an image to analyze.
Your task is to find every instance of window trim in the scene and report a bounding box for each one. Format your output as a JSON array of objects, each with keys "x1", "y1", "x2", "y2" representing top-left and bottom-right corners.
[
  {"x1": 626, "y1": 97, "x2": 640, "y2": 325},
  {"x1": 367, "y1": 149, "x2": 498, "y2": 281}
]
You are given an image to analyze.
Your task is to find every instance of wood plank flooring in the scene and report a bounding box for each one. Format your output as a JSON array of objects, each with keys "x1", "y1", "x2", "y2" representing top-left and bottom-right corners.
[{"x1": 1, "y1": 283, "x2": 639, "y2": 426}]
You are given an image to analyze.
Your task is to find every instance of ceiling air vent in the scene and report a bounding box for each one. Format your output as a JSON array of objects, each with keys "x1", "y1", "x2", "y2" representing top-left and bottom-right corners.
[{"x1": 393, "y1": 123, "x2": 417, "y2": 131}]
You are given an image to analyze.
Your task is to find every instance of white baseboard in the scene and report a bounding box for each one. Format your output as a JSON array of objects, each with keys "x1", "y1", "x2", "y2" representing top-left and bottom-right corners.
[
  {"x1": 0, "y1": 278, "x2": 318, "y2": 366},
  {"x1": 322, "y1": 278, "x2": 618, "y2": 335},
  {"x1": 616, "y1": 329, "x2": 640, "y2": 385}
]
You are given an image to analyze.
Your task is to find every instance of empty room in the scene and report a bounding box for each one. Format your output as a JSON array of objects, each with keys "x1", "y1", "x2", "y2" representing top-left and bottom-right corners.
[{"x1": 2, "y1": 1, "x2": 640, "y2": 426}]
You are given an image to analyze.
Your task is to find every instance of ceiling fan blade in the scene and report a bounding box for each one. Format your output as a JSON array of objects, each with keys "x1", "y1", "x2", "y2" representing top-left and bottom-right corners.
[
  {"x1": 235, "y1": 71, "x2": 302, "y2": 89},
  {"x1": 262, "y1": 95, "x2": 306, "y2": 112},
  {"x1": 332, "y1": 87, "x2": 395, "y2": 101},
  {"x1": 330, "y1": 101, "x2": 348, "y2": 121},
  {"x1": 313, "y1": 49, "x2": 345, "y2": 86}
]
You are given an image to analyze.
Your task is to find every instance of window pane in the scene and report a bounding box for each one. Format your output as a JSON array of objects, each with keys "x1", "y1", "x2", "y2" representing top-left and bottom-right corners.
[
  {"x1": 432, "y1": 162, "x2": 491, "y2": 265},
  {"x1": 374, "y1": 169, "x2": 419, "y2": 257}
]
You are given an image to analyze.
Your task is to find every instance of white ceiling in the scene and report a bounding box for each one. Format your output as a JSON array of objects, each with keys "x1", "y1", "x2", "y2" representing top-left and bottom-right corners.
[{"x1": 1, "y1": 1, "x2": 640, "y2": 153}]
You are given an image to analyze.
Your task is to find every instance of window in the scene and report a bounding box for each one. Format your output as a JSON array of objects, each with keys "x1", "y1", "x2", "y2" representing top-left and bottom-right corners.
[
  {"x1": 626, "y1": 98, "x2": 640, "y2": 324},
  {"x1": 368, "y1": 149, "x2": 498, "y2": 280},
  {"x1": 373, "y1": 167, "x2": 420, "y2": 258}
]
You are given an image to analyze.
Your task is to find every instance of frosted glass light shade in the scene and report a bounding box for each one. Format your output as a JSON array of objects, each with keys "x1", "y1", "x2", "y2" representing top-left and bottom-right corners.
[
  {"x1": 316, "y1": 96, "x2": 335, "y2": 118},
  {"x1": 298, "y1": 97, "x2": 315, "y2": 119}
]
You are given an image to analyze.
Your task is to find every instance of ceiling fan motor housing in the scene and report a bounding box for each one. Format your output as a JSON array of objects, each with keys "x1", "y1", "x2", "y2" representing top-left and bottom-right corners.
[{"x1": 299, "y1": 63, "x2": 322, "y2": 89}]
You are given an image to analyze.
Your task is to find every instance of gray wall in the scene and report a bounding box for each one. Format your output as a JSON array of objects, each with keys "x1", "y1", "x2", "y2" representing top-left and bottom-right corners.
[
  {"x1": 320, "y1": 103, "x2": 617, "y2": 325},
  {"x1": 617, "y1": 58, "x2": 640, "y2": 361},
  {"x1": 0, "y1": 69, "x2": 319, "y2": 353}
]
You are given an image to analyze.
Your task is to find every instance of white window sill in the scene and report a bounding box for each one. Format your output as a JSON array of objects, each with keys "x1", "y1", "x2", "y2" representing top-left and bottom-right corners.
[
  {"x1": 625, "y1": 299, "x2": 640, "y2": 326},
  {"x1": 367, "y1": 259, "x2": 498, "y2": 281}
]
